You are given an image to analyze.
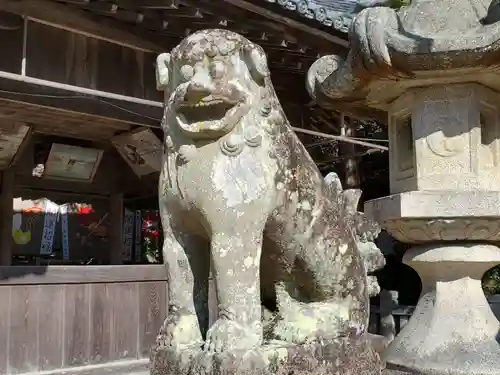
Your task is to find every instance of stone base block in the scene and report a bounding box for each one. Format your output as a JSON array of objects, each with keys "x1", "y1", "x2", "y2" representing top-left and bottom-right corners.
[
  {"x1": 150, "y1": 337, "x2": 382, "y2": 375},
  {"x1": 382, "y1": 370, "x2": 411, "y2": 375},
  {"x1": 364, "y1": 190, "x2": 500, "y2": 243}
]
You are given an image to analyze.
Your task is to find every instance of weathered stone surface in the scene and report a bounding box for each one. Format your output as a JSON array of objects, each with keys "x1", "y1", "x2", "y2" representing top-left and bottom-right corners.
[
  {"x1": 151, "y1": 336, "x2": 381, "y2": 375},
  {"x1": 307, "y1": 0, "x2": 500, "y2": 112},
  {"x1": 381, "y1": 243, "x2": 500, "y2": 375},
  {"x1": 307, "y1": 2, "x2": 500, "y2": 374},
  {"x1": 153, "y1": 29, "x2": 383, "y2": 375},
  {"x1": 366, "y1": 193, "x2": 500, "y2": 374},
  {"x1": 324, "y1": 172, "x2": 385, "y2": 296},
  {"x1": 365, "y1": 190, "x2": 500, "y2": 243},
  {"x1": 386, "y1": 85, "x2": 500, "y2": 194}
]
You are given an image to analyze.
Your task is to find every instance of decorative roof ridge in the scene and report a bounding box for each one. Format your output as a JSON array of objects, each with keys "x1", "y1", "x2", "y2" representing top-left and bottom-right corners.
[{"x1": 262, "y1": 0, "x2": 404, "y2": 33}]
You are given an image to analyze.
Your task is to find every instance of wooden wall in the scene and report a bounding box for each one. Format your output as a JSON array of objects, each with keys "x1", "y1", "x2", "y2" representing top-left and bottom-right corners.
[
  {"x1": 0, "y1": 13, "x2": 161, "y2": 103},
  {"x1": 0, "y1": 265, "x2": 167, "y2": 374},
  {"x1": 25, "y1": 21, "x2": 162, "y2": 102},
  {"x1": 0, "y1": 20, "x2": 23, "y2": 75}
]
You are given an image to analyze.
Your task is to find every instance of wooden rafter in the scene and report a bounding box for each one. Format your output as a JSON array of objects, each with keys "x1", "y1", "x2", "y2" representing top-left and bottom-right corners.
[
  {"x1": 0, "y1": 0, "x2": 166, "y2": 51},
  {"x1": 218, "y1": 0, "x2": 348, "y2": 47}
]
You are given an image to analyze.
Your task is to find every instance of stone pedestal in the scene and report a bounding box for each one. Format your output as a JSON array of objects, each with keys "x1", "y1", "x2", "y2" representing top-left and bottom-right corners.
[
  {"x1": 151, "y1": 337, "x2": 381, "y2": 375},
  {"x1": 387, "y1": 243, "x2": 500, "y2": 374},
  {"x1": 366, "y1": 191, "x2": 500, "y2": 374},
  {"x1": 306, "y1": 0, "x2": 500, "y2": 374},
  {"x1": 366, "y1": 84, "x2": 500, "y2": 374}
]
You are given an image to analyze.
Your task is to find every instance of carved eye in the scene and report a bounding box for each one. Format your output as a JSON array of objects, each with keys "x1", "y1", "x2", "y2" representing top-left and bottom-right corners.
[
  {"x1": 210, "y1": 61, "x2": 226, "y2": 79},
  {"x1": 206, "y1": 44, "x2": 218, "y2": 58},
  {"x1": 180, "y1": 65, "x2": 194, "y2": 81}
]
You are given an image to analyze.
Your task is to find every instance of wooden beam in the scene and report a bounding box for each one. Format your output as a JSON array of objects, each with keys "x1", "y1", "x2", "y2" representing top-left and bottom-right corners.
[
  {"x1": 0, "y1": 9, "x2": 23, "y2": 29},
  {"x1": 115, "y1": 0, "x2": 180, "y2": 9},
  {"x1": 0, "y1": 70, "x2": 163, "y2": 108},
  {"x1": 0, "y1": 0, "x2": 165, "y2": 51},
  {"x1": 183, "y1": 0, "x2": 338, "y2": 52},
  {"x1": 15, "y1": 174, "x2": 113, "y2": 196},
  {"x1": 9, "y1": 126, "x2": 32, "y2": 169},
  {"x1": 292, "y1": 127, "x2": 388, "y2": 151},
  {"x1": 218, "y1": 0, "x2": 349, "y2": 48},
  {"x1": 0, "y1": 264, "x2": 166, "y2": 285},
  {"x1": 182, "y1": 0, "x2": 293, "y2": 37},
  {"x1": 0, "y1": 74, "x2": 163, "y2": 127}
]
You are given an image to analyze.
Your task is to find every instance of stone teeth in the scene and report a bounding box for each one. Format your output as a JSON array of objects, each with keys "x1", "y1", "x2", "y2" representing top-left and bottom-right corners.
[
  {"x1": 182, "y1": 99, "x2": 226, "y2": 108},
  {"x1": 178, "y1": 114, "x2": 187, "y2": 125}
]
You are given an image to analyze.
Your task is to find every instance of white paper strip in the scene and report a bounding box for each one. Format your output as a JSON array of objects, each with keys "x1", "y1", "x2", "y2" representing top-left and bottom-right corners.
[
  {"x1": 60, "y1": 204, "x2": 70, "y2": 261},
  {"x1": 40, "y1": 201, "x2": 59, "y2": 255}
]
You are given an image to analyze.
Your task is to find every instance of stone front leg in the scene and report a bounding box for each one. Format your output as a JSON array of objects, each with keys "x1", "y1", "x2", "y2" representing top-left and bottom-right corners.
[
  {"x1": 158, "y1": 208, "x2": 210, "y2": 351},
  {"x1": 205, "y1": 223, "x2": 265, "y2": 353}
]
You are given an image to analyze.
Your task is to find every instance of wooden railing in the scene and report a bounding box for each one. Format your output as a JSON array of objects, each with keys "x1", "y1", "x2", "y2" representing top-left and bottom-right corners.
[{"x1": 0, "y1": 265, "x2": 167, "y2": 375}]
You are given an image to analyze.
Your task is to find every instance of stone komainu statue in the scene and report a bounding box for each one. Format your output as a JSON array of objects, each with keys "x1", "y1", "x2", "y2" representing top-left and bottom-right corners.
[{"x1": 152, "y1": 29, "x2": 384, "y2": 375}]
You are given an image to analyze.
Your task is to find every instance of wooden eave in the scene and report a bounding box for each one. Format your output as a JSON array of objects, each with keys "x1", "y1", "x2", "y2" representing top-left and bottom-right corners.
[
  {"x1": 44, "y1": 0, "x2": 350, "y2": 69},
  {"x1": 0, "y1": 74, "x2": 162, "y2": 127},
  {"x1": 0, "y1": 0, "x2": 375, "y2": 175}
]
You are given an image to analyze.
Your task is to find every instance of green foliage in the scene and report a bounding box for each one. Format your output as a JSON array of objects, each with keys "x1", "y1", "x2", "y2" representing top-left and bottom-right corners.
[
  {"x1": 483, "y1": 265, "x2": 500, "y2": 295},
  {"x1": 391, "y1": 0, "x2": 410, "y2": 8}
]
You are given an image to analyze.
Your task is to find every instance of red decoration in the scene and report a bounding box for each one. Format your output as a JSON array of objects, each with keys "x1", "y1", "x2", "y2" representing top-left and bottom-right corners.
[{"x1": 78, "y1": 207, "x2": 94, "y2": 215}]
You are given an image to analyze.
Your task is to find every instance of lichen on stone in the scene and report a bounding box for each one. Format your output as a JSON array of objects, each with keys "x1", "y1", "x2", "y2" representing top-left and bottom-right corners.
[{"x1": 152, "y1": 28, "x2": 383, "y2": 375}]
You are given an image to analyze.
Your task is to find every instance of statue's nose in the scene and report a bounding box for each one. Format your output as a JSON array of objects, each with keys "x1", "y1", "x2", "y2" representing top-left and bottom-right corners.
[{"x1": 185, "y1": 72, "x2": 213, "y2": 102}]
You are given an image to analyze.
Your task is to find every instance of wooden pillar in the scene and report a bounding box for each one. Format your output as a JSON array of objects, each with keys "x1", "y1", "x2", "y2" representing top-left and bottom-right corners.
[
  {"x1": 0, "y1": 169, "x2": 14, "y2": 265},
  {"x1": 109, "y1": 193, "x2": 123, "y2": 265}
]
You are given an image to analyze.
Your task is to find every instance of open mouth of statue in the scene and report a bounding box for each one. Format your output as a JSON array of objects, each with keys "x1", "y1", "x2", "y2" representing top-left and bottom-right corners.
[{"x1": 176, "y1": 96, "x2": 242, "y2": 136}]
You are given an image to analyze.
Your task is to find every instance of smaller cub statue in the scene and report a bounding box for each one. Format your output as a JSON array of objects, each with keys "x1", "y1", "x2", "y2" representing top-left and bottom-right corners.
[{"x1": 151, "y1": 29, "x2": 383, "y2": 375}]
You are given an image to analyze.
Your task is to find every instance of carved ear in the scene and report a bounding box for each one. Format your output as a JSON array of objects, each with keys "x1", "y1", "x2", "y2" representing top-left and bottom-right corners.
[
  {"x1": 156, "y1": 53, "x2": 171, "y2": 91},
  {"x1": 306, "y1": 55, "x2": 342, "y2": 101},
  {"x1": 324, "y1": 172, "x2": 343, "y2": 199},
  {"x1": 243, "y1": 44, "x2": 269, "y2": 84}
]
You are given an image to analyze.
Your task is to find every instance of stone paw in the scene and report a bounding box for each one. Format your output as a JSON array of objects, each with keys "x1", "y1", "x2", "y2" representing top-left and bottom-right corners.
[
  {"x1": 272, "y1": 305, "x2": 350, "y2": 345},
  {"x1": 204, "y1": 318, "x2": 262, "y2": 353},
  {"x1": 350, "y1": 7, "x2": 402, "y2": 76},
  {"x1": 272, "y1": 315, "x2": 321, "y2": 344},
  {"x1": 157, "y1": 309, "x2": 203, "y2": 350}
]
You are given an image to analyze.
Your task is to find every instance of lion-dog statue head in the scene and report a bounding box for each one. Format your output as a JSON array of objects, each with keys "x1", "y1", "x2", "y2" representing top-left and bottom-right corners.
[{"x1": 156, "y1": 29, "x2": 272, "y2": 144}]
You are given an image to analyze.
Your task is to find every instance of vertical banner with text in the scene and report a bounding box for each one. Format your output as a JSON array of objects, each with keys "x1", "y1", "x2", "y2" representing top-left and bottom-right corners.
[
  {"x1": 40, "y1": 201, "x2": 59, "y2": 255},
  {"x1": 122, "y1": 208, "x2": 134, "y2": 261},
  {"x1": 60, "y1": 204, "x2": 70, "y2": 261}
]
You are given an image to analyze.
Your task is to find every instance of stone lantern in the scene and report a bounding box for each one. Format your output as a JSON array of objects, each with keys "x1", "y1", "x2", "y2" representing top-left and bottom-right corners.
[{"x1": 307, "y1": 1, "x2": 500, "y2": 374}]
